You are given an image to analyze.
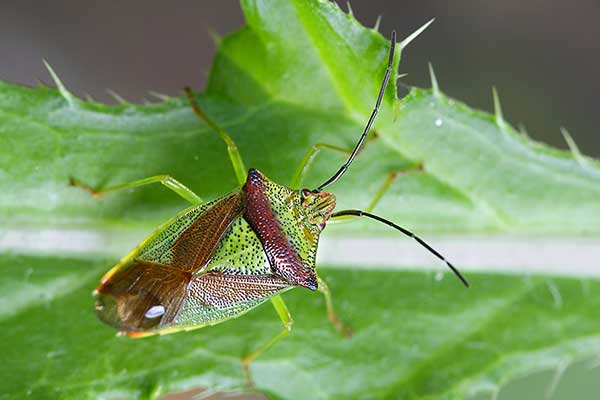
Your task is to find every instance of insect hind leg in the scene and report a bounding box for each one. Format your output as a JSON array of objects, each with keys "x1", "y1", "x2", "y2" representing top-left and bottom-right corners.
[
  {"x1": 184, "y1": 87, "x2": 247, "y2": 186},
  {"x1": 242, "y1": 295, "x2": 293, "y2": 386}
]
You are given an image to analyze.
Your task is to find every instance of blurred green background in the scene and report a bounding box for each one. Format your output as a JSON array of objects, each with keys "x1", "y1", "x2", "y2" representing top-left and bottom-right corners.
[{"x1": 2, "y1": 1, "x2": 598, "y2": 398}]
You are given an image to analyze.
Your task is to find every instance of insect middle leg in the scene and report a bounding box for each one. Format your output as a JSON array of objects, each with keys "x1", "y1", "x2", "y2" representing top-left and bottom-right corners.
[
  {"x1": 69, "y1": 175, "x2": 203, "y2": 205},
  {"x1": 184, "y1": 87, "x2": 247, "y2": 186},
  {"x1": 242, "y1": 294, "x2": 293, "y2": 386}
]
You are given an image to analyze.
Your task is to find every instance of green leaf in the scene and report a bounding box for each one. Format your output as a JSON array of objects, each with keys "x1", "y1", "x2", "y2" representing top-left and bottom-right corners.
[
  {"x1": 1, "y1": 0, "x2": 599, "y2": 399},
  {"x1": 1, "y1": 0, "x2": 597, "y2": 234},
  {"x1": 3, "y1": 254, "x2": 600, "y2": 400}
]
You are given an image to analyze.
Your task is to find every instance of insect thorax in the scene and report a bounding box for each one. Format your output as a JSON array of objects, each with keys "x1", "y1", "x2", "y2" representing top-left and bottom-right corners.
[{"x1": 243, "y1": 169, "x2": 335, "y2": 290}]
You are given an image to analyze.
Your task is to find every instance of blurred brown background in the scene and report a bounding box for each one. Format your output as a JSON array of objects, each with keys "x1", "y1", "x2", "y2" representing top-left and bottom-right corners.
[{"x1": 1, "y1": 0, "x2": 598, "y2": 156}]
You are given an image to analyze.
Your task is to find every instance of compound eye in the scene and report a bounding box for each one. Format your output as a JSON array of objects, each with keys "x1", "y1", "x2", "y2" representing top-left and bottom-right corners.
[{"x1": 301, "y1": 189, "x2": 312, "y2": 197}]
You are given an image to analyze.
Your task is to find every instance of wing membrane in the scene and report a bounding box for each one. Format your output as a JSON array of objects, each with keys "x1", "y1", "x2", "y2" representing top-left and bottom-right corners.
[
  {"x1": 173, "y1": 272, "x2": 291, "y2": 328},
  {"x1": 95, "y1": 259, "x2": 190, "y2": 332}
]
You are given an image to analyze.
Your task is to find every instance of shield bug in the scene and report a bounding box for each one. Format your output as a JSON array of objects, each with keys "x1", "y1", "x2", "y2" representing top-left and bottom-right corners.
[{"x1": 73, "y1": 31, "x2": 469, "y2": 385}]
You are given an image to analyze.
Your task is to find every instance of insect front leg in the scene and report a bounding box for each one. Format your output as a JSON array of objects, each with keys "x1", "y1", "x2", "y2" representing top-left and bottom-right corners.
[
  {"x1": 242, "y1": 294, "x2": 293, "y2": 386},
  {"x1": 290, "y1": 143, "x2": 350, "y2": 189},
  {"x1": 69, "y1": 175, "x2": 203, "y2": 205},
  {"x1": 290, "y1": 132, "x2": 382, "y2": 189},
  {"x1": 317, "y1": 276, "x2": 352, "y2": 337},
  {"x1": 184, "y1": 87, "x2": 247, "y2": 186},
  {"x1": 365, "y1": 164, "x2": 424, "y2": 212}
]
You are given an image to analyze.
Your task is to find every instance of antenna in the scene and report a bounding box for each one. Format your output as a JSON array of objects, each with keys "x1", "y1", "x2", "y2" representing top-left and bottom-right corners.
[
  {"x1": 316, "y1": 31, "x2": 397, "y2": 192},
  {"x1": 331, "y1": 209, "x2": 470, "y2": 287}
]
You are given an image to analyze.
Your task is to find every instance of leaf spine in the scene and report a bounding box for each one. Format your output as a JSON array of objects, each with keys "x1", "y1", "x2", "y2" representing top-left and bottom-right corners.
[
  {"x1": 560, "y1": 127, "x2": 589, "y2": 168},
  {"x1": 346, "y1": 1, "x2": 354, "y2": 16},
  {"x1": 43, "y1": 59, "x2": 76, "y2": 107},
  {"x1": 149, "y1": 91, "x2": 171, "y2": 101},
  {"x1": 399, "y1": 18, "x2": 434, "y2": 50},
  {"x1": 106, "y1": 89, "x2": 129, "y2": 104},
  {"x1": 492, "y1": 86, "x2": 505, "y2": 130},
  {"x1": 207, "y1": 27, "x2": 222, "y2": 46},
  {"x1": 373, "y1": 15, "x2": 382, "y2": 32},
  {"x1": 428, "y1": 62, "x2": 440, "y2": 97}
]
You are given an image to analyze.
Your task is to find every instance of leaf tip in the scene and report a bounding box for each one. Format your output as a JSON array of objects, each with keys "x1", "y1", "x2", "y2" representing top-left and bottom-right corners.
[
  {"x1": 43, "y1": 59, "x2": 76, "y2": 107},
  {"x1": 428, "y1": 62, "x2": 440, "y2": 97},
  {"x1": 560, "y1": 127, "x2": 589, "y2": 168},
  {"x1": 399, "y1": 18, "x2": 434, "y2": 50}
]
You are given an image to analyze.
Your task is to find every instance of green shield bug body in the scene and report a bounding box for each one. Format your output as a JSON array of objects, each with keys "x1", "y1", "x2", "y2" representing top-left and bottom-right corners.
[{"x1": 74, "y1": 31, "x2": 468, "y2": 384}]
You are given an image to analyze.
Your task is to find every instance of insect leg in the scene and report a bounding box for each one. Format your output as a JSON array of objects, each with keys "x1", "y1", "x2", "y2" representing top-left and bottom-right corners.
[
  {"x1": 317, "y1": 276, "x2": 352, "y2": 337},
  {"x1": 291, "y1": 133, "x2": 382, "y2": 189},
  {"x1": 69, "y1": 175, "x2": 203, "y2": 205},
  {"x1": 184, "y1": 87, "x2": 247, "y2": 186},
  {"x1": 290, "y1": 143, "x2": 350, "y2": 189},
  {"x1": 242, "y1": 294, "x2": 293, "y2": 386},
  {"x1": 365, "y1": 164, "x2": 423, "y2": 212}
]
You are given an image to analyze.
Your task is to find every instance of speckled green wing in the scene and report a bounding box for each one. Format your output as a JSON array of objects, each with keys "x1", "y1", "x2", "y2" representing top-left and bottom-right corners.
[{"x1": 94, "y1": 192, "x2": 292, "y2": 337}]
